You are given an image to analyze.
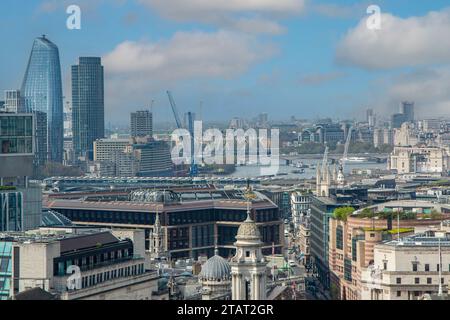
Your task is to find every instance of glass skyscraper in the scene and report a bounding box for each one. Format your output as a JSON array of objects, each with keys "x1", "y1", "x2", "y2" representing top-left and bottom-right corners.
[
  {"x1": 21, "y1": 35, "x2": 64, "y2": 164},
  {"x1": 72, "y1": 57, "x2": 105, "y2": 160}
]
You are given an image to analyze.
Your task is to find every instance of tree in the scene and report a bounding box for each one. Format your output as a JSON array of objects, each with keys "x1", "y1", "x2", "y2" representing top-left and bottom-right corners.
[
  {"x1": 297, "y1": 142, "x2": 326, "y2": 154},
  {"x1": 333, "y1": 207, "x2": 355, "y2": 222}
]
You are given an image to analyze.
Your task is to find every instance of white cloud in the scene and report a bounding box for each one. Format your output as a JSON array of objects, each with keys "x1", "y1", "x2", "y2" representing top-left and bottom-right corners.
[
  {"x1": 137, "y1": 0, "x2": 305, "y2": 34},
  {"x1": 336, "y1": 9, "x2": 450, "y2": 69},
  {"x1": 139, "y1": 0, "x2": 305, "y2": 19},
  {"x1": 102, "y1": 30, "x2": 277, "y2": 120},
  {"x1": 103, "y1": 30, "x2": 276, "y2": 79}
]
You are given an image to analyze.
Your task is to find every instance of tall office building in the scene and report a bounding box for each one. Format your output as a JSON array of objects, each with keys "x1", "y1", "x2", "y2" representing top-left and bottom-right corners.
[
  {"x1": 130, "y1": 110, "x2": 153, "y2": 138},
  {"x1": 72, "y1": 57, "x2": 105, "y2": 161},
  {"x1": 21, "y1": 35, "x2": 64, "y2": 164},
  {"x1": 400, "y1": 101, "x2": 414, "y2": 122},
  {"x1": 366, "y1": 109, "x2": 376, "y2": 127},
  {"x1": 391, "y1": 113, "x2": 407, "y2": 129}
]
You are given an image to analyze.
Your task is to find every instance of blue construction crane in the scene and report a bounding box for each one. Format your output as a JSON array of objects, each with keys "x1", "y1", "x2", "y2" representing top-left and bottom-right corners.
[
  {"x1": 167, "y1": 91, "x2": 198, "y2": 176},
  {"x1": 167, "y1": 91, "x2": 182, "y2": 129}
]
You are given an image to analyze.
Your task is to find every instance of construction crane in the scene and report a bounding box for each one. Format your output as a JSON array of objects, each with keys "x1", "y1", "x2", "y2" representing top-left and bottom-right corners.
[
  {"x1": 341, "y1": 126, "x2": 353, "y2": 170},
  {"x1": 166, "y1": 91, "x2": 198, "y2": 176},
  {"x1": 167, "y1": 91, "x2": 182, "y2": 129}
]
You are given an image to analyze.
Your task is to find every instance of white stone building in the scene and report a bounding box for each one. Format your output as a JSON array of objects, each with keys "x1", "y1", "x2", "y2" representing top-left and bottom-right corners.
[
  {"x1": 361, "y1": 230, "x2": 450, "y2": 300},
  {"x1": 389, "y1": 146, "x2": 449, "y2": 174}
]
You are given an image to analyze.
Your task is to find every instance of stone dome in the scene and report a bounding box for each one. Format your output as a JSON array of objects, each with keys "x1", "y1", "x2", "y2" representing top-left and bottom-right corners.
[
  {"x1": 199, "y1": 254, "x2": 231, "y2": 281},
  {"x1": 236, "y1": 213, "x2": 261, "y2": 240}
]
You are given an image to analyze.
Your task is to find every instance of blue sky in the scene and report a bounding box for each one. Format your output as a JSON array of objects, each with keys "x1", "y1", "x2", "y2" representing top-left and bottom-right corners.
[{"x1": 1, "y1": 0, "x2": 450, "y2": 125}]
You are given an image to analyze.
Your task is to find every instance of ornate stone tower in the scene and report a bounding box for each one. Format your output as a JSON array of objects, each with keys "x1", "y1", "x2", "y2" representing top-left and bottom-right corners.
[
  {"x1": 316, "y1": 163, "x2": 331, "y2": 197},
  {"x1": 149, "y1": 211, "x2": 165, "y2": 260},
  {"x1": 230, "y1": 209, "x2": 267, "y2": 300},
  {"x1": 336, "y1": 164, "x2": 346, "y2": 187}
]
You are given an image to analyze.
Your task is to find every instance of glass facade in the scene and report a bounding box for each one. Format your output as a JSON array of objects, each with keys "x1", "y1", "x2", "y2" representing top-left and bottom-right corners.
[
  {"x1": 344, "y1": 257, "x2": 352, "y2": 282},
  {"x1": 0, "y1": 191, "x2": 23, "y2": 231},
  {"x1": 0, "y1": 241, "x2": 13, "y2": 300},
  {"x1": 21, "y1": 35, "x2": 64, "y2": 163},
  {"x1": 0, "y1": 115, "x2": 33, "y2": 155},
  {"x1": 72, "y1": 57, "x2": 104, "y2": 160},
  {"x1": 336, "y1": 225, "x2": 343, "y2": 250}
]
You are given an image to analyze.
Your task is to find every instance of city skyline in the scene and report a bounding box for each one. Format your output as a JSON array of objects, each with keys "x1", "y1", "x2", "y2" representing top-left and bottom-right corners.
[{"x1": 2, "y1": 1, "x2": 450, "y2": 125}]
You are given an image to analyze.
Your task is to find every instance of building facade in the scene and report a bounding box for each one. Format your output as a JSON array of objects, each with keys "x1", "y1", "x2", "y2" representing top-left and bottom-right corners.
[
  {"x1": 291, "y1": 192, "x2": 311, "y2": 230},
  {"x1": 0, "y1": 113, "x2": 42, "y2": 232},
  {"x1": 21, "y1": 35, "x2": 63, "y2": 163},
  {"x1": 3, "y1": 228, "x2": 159, "y2": 300},
  {"x1": 72, "y1": 57, "x2": 105, "y2": 161},
  {"x1": 361, "y1": 231, "x2": 450, "y2": 300},
  {"x1": 389, "y1": 146, "x2": 449, "y2": 174},
  {"x1": 134, "y1": 141, "x2": 173, "y2": 177},
  {"x1": 328, "y1": 200, "x2": 450, "y2": 300},
  {"x1": 44, "y1": 189, "x2": 283, "y2": 261},
  {"x1": 3, "y1": 90, "x2": 24, "y2": 113},
  {"x1": 131, "y1": 111, "x2": 153, "y2": 138},
  {"x1": 93, "y1": 138, "x2": 130, "y2": 163}
]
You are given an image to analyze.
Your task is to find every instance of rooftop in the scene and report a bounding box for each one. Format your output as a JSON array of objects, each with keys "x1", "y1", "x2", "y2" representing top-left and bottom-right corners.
[
  {"x1": 0, "y1": 228, "x2": 120, "y2": 248},
  {"x1": 384, "y1": 232, "x2": 450, "y2": 247},
  {"x1": 44, "y1": 189, "x2": 277, "y2": 213}
]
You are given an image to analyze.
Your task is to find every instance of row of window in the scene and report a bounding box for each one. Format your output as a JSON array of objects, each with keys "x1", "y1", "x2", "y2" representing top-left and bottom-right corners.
[
  {"x1": 55, "y1": 247, "x2": 133, "y2": 276},
  {"x1": 411, "y1": 263, "x2": 449, "y2": 272},
  {"x1": 79, "y1": 263, "x2": 145, "y2": 290},
  {"x1": 0, "y1": 116, "x2": 33, "y2": 137},
  {"x1": 396, "y1": 277, "x2": 446, "y2": 285},
  {"x1": 59, "y1": 208, "x2": 279, "y2": 227}
]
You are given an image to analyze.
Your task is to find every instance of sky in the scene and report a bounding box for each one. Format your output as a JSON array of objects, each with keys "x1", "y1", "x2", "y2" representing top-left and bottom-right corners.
[{"x1": 1, "y1": 0, "x2": 450, "y2": 126}]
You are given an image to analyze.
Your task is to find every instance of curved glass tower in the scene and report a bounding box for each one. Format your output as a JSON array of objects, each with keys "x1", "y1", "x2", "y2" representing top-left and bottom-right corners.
[{"x1": 21, "y1": 35, "x2": 64, "y2": 164}]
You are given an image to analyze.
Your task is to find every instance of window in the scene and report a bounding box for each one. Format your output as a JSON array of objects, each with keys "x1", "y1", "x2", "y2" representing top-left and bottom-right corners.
[
  {"x1": 425, "y1": 264, "x2": 430, "y2": 272},
  {"x1": 427, "y1": 278, "x2": 432, "y2": 284},
  {"x1": 336, "y1": 226, "x2": 343, "y2": 250},
  {"x1": 396, "y1": 277, "x2": 401, "y2": 284},
  {"x1": 246, "y1": 251, "x2": 250, "y2": 258},
  {"x1": 397, "y1": 291, "x2": 401, "y2": 297},
  {"x1": 437, "y1": 264, "x2": 440, "y2": 272},
  {"x1": 383, "y1": 262, "x2": 387, "y2": 270},
  {"x1": 415, "y1": 278, "x2": 420, "y2": 284},
  {"x1": 412, "y1": 263, "x2": 418, "y2": 272}
]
